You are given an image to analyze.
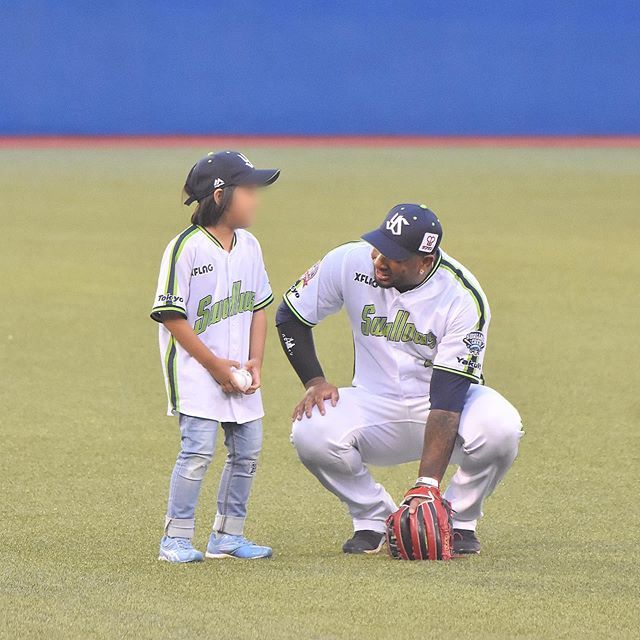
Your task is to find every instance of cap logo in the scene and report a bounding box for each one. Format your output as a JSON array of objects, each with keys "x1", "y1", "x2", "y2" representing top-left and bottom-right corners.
[
  {"x1": 213, "y1": 178, "x2": 225, "y2": 188},
  {"x1": 236, "y1": 152, "x2": 254, "y2": 168},
  {"x1": 386, "y1": 212, "x2": 409, "y2": 236},
  {"x1": 419, "y1": 232, "x2": 439, "y2": 253}
]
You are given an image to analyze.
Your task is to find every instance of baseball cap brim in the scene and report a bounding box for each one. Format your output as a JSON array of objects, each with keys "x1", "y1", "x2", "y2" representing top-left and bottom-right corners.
[
  {"x1": 236, "y1": 168, "x2": 280, "y2": 186},
  {"x1": 183, "y1": 168, "x2": 280, "y2": 205},
  {"x1": 361, "y1": 229, "x2": 415, "y2": 261}
]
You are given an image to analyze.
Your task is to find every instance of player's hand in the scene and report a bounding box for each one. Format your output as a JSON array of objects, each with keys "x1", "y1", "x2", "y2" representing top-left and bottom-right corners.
[
  {"x1": 408, "y1": 497, "x2": 424, "y2": 514},
  {"x1": 208, "y1": 357, "x2": 243, "y2": 394},
  {"x1": 244, "y1": 358, "x2": 261, "y2": 395},
  {"x1": 405, "y1": 485, "x2": 442, "y2": 514},
  {"x1": 292, "y1": 377, "x2": 339, "y2": 421}
]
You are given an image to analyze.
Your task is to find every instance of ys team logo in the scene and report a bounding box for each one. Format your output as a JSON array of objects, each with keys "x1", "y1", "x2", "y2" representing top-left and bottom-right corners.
[
  {"x1": 236, "y1": 152, "x2": 254, "y2": 168},
  {"x1": 386, "y1": 212, "x2": 409, "y2": 236}
]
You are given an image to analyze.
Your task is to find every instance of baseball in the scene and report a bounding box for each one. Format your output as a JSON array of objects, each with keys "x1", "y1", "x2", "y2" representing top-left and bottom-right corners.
[{"x1": 231, "y1": 367, "x2": 253, "y2": 392}]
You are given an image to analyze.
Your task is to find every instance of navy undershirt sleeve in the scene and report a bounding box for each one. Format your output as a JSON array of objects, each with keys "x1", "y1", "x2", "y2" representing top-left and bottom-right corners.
[
  {"x1": 429, "y1": 368, "x2": 472, "y2": 412},
  {"x1": 275, "y1": 300, "x2": 325, "y2": 385},
  {"x1": 275, "y1": 300, "x2": 296, "y2": 325}
]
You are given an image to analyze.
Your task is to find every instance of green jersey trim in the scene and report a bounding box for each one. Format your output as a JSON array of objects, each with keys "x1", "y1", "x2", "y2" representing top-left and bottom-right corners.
[
  {"x1": 198, "y1": 226, "x2": 238, "y2": 250},
  {"x1": 164, "y1": 335, "x2": 180, "y2": 413},
  {"x1": 150, "y1": 305, "x2": 188, "y2": 323},
  {"x1": 439, "y1": 258, "x2": 487, "y2": 378},
  {"x1": 432, "y1": 364, "x2": 481, "y2": 382},
  {"x1": 439, "y1": 259, "x2": 486, "y2": 331},
  {"x1": 164, "y1": 225, "x2": 199, "y2": 297},
  {"x1": 253, "y1": 293, "x2": 274, "y2": 311},
  {"x1": 412, "y1": 250, "x2": 443, "y2": 290},
  {"x1": 282, "y1": 294, "x2": 316, "y2": 327}
]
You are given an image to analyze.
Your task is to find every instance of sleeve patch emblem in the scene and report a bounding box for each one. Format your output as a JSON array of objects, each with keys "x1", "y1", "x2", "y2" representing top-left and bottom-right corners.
[
  {"x1": 463, "y1": 331, "x2": 485, "y2": 355},
  {"x1": 300, "y1": 262, "x2": 320, "y2": 287},
  {"x1": 287, "y1": 262, "x2": 320, "y2": 299}
]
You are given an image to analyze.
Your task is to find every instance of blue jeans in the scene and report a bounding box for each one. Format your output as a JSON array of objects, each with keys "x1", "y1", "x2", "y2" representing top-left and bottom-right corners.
[{"x1": 164, "y1": 414, "x2": 262, "y2": 538}]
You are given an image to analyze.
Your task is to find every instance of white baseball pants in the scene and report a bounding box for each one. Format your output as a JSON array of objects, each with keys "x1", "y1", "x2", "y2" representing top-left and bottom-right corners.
[{"x1": 291, "y1": 384, "x2": 523, "y2": 533}]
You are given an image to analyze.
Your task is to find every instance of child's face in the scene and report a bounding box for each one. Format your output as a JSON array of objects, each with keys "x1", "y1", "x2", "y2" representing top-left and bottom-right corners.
[{"x1": 224, "y1": 185, "x2": 260, "y2": 228}]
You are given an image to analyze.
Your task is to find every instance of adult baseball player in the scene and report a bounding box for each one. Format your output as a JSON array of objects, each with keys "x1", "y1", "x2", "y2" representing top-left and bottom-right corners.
[{"x1": 276, "y1": 204, "x2": 523, "y2": 556}]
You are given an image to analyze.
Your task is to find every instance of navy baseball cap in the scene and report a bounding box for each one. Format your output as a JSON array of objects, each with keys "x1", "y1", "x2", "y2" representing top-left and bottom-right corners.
[
  {"x1": 184, "y1": 150, "x2": 280, "y2": 205},
  {"x1": 361, "y1": 204, "x2": 443, "y2": 261}
]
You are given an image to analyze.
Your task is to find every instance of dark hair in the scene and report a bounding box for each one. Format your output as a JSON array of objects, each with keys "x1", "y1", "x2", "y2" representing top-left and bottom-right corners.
[{"x1": 186, "y1": 186, "x2": 235, "y2": 227}]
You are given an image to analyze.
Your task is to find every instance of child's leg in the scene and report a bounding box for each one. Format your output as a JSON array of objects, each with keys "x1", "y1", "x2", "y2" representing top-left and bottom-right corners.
[
  {"x1": 165, "y1": 414, "x2": 218, "y2": 539},
  {"x1": 213, "y1": 419, "x2": 262, "y2": 536}
]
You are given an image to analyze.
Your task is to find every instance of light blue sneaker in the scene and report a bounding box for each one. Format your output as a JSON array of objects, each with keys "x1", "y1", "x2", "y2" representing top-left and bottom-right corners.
[
  {"x1": 158, "y1": 536, "x2": 204, "y2": 563},
  {"x1": 205, "y1": 533, "x2": 272, "y2": 559}
]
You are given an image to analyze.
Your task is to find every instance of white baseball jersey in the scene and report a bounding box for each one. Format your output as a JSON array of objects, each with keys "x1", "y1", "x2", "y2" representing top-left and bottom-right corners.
[
  {"x1": 283, "y1": 241, "x2": 490, "y2": 399},
  {"x1": 151, "y1": 225, "x2": 273, "y2": 423}
]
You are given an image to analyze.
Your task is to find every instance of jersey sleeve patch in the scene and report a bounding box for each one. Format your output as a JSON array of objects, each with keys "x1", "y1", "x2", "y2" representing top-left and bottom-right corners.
[
  {"x1": 462, "y1": 331, "x2": 485, "y2": 355},
  {"x1": 283, "y1": 247, "x2": 347, "y2": 327}
]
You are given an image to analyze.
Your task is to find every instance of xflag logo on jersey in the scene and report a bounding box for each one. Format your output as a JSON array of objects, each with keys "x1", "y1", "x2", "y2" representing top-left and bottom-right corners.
[{"x1": 362, "y1": 203, "x2": 443, "y2": 261}]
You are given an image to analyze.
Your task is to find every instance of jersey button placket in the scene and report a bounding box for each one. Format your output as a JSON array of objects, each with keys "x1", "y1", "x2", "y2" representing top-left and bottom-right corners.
[
  {"x1": 227, "y1": 252, "x2": 237, "y2": 357},
  {"x1": 225, "y1": 251, "x2": 240, "y2": 421},
  {"x1": 231, "y1": 254, "x2": 243, "y2": 362},
  {"x1": 387, "y1": 301, "x2": 405, "y2": 395}
]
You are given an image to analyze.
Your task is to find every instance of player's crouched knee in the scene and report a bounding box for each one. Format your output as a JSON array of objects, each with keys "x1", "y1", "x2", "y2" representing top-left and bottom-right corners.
[
  {"x1": 483, "y1": 405, "x2": 523, "y2": 459},
  {"x1": 291, "y1": 414, "x2": 333, "y2": 466}
]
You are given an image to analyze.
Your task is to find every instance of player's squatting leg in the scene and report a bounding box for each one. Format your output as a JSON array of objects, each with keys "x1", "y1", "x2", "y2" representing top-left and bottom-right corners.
[{"x1": 291, "y1": 385, "x2": 523, "y2": 533}]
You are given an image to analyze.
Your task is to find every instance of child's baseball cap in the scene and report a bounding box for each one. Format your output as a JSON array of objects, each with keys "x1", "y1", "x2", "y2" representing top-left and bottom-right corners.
[{"x1": 184, "y1": 151, "x2": 280, "y2": 205}]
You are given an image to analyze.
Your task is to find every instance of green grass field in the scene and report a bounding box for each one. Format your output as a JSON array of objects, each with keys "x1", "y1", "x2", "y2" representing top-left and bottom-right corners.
[{"x1": 1, "y1": 144, "x2": 639, "y2": 639}]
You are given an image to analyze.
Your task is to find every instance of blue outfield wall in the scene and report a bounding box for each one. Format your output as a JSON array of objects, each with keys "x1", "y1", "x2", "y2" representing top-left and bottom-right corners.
[{"x1": 1, "y1": 1, "x2": 639, "y2": 136}]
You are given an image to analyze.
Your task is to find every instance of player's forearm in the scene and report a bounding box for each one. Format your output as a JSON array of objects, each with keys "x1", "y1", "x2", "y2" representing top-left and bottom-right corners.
[
  {"x1": 249, "y1": 309, "x2": 267, "y2": 365},
  {"x1": 162, "y1": 316, "x2": 219, "y2": 371},
  {"x1": 418, "y1": 410, "x2": 460, "y2": 482},
  {"x1": 276, "y1": 317, "x2": 325, "y2": 386}
]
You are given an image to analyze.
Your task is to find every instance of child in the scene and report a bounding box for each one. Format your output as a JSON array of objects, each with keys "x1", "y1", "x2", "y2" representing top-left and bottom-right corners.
[{"x1": 150, "y1": 150, "x2": 279, "y2": 562}]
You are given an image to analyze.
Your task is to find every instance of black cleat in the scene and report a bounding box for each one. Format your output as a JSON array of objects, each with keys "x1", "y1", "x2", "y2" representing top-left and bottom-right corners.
[
  {"x1": 453, "y1": 529, "x2": 481, "y2": 555},
  {"x1": 342, "y1": 530, "x2": 385, "y2": 554}
]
